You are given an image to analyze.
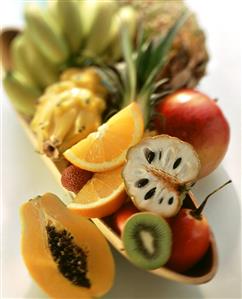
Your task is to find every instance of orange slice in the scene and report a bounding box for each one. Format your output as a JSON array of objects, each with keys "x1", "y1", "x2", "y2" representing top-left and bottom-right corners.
[
  {"x1": 68, "y1": 166, "x2": 126, "y2": 218},
  {"x1": 63, "y1": 102, "x2": 144, "y2": 172}
]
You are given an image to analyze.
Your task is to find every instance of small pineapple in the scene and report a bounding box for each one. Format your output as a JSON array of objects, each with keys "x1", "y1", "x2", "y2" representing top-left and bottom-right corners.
[
  {"x1": 121, "y1": 0, "x2": 209, "y2": 90},
  {"x1": 101, "y1": 11, "x2": 190, "y2": 128}
]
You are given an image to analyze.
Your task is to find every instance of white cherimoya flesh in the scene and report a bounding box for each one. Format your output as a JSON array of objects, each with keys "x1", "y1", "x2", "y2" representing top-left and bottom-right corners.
[{"x1": 122, "y1": 135, "x2": 201, "y2": 217}]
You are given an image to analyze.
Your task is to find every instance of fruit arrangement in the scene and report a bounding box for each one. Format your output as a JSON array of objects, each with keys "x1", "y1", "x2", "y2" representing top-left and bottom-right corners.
[{"x1": 1, "y1": 0, "x2": 233, "y2": 298}]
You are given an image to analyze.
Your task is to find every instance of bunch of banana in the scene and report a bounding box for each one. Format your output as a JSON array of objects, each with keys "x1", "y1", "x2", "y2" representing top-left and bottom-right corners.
[
  {"x1": 3, "y1": 0, "x2": 208, "y2": 121},
  {"x1": 31, "y1": 68, "x2": 106, "y2": 160},
  {"x1": 4, "y1": 0, "x2": 138, "y2": 118}
]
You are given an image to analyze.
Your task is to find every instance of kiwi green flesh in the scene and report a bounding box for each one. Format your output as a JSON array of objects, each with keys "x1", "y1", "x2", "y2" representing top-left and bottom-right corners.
[{"x1": 122, "y1": 213, "x2": 172, "y2": 270}]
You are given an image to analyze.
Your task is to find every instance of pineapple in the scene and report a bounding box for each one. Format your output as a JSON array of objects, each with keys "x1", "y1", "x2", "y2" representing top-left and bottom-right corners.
[
  {"x1": 121, "y1": 0, "x2": 209, "y2": 90},
  {"x1": 101, "y1": 11, "x2": 190, "y2": 128}
]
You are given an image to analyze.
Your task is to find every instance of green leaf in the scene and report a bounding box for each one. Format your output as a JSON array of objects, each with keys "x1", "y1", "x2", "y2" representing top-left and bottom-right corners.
[
  {"x1": 121, "y1": 26, "x2": 136, "y2": 105},
  {"x1": 140, "y1": 10, "x2": 190, "y2": 96}
]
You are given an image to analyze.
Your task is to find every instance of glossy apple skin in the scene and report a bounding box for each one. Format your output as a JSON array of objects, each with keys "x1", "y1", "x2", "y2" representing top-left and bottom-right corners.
[
  {"x1": 166, "y1": 208, "x2": 210, "y2": 273},
  {"x1": 155, "y1": 89, "x2": 230, "y2": 178},
  {"x1": 112, "y1": 202, "x2": 139, "y2": 234}
]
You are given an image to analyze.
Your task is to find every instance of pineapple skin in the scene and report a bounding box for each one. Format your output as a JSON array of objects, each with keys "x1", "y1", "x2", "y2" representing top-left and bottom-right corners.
[{"x1": 121, "y1": 0, "x2": 209, "y2": 90}]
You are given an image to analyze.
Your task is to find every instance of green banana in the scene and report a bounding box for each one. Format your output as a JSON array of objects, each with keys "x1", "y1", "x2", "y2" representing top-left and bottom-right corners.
[
  {"x1": 10, "y1": 34, "x2": 36, "y2": 85},
  {"x1": 3, "y1": 72, "x2": 41, "y2": 117},
  {"x1": 24, "y1": 3, "x2": 69, "y2": 65},
  {"x1": 81, "y1": 0, "x2": 119, "y2": 57},
  {"x1": 47, "y1": 0, "x2": 59, "y2": 24},
  {"x1": 106, "y1": 6, "x2": 138, "y2": 61},
  {"x1": 11, "y1": 32, "x2": 59, "y2": 89},
  {"x1": 56, "y1": 0, "x2": 83, "y2": 54}
]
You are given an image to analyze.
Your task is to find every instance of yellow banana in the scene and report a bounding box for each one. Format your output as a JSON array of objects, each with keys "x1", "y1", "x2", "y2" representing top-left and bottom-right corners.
[
  {"x1": 24, "y1": 3, "x2": 69, "y2": 65},
  {"x1": 56, "y1": 0, "x2": 83, "y2": 54},
  {"x1": 81, "y1": 0, "x2": 119, "y2": 57},
  {"x1": 3, "y1": 72, "x2": 41, "y2": 118}
]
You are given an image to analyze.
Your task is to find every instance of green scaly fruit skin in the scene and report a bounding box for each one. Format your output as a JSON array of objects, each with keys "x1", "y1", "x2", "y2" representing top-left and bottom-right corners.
[
  {"x1": 104, "y1": 6, "x2": 138, "y2": 62},
  {"x1": 56, "y1": 0, "x2": 83, "y2": 54},
  {"x1": 3, "y1": 72, "x2": 41, "y2": 117},
  {"x1": 24, "y1": 3, "x2": 70, "y2": 65},
  {"x1": 81, "y1": 0, "x2": 119, "y2": 57}
]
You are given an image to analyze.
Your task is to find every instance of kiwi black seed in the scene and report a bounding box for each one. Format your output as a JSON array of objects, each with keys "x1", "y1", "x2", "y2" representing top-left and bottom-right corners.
[{"x1": 122, "y1": 212, "x2": 172, "y2": 270}]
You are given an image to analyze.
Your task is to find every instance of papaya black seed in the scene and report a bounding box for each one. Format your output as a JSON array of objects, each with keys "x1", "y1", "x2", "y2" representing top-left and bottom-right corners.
[
  {"x1": 46, "y1": 225, "x2": 91, "y2": 288},
  {"x1": 135, "y1": 178, "x2": 149, "y2": 188},
  {"x1": 144, "y1": 188, "x2": 156, "y2": 200},
  {"x1": 173, "y1": 157, "x2": 182, "y2": 169},
  {"x1": 144, "y1": 148, "x2": 155, "y2": 164},
  {"x1": 168, "y1": 197, "x2": 174, "y2": 205}
]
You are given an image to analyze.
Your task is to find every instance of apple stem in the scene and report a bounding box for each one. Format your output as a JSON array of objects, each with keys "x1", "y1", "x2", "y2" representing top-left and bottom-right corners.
[{"x1": 192, "y1": 180, "x2": 232, "y2": 218}]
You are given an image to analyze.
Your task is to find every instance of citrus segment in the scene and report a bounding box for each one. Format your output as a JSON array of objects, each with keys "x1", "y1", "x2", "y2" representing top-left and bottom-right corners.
[
  {"x1": 63, "y1": 102, "x2": 144, "y2": 172},
  {"x1": 68, "y1": 166, "x2": 126, "y2": 218}
]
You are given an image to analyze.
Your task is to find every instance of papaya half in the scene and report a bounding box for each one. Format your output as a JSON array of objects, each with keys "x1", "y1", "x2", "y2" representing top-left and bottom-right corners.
[{"x1": 20, "y1": 193, "x2": 115, "y2": 299}]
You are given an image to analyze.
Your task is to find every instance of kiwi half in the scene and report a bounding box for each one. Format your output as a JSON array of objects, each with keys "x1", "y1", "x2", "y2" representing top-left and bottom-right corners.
[{"x1": 122, "y1": 212, "x2": 172, "y2": 270}]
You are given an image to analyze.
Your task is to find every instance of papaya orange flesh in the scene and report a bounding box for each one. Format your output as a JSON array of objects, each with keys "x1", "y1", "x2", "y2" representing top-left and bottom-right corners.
[{"x1": 20, "y1": 193, "x2": 115, "y2": 299}]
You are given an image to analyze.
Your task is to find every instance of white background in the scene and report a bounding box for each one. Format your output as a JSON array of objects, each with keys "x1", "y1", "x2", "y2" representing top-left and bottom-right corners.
[{"x1": 1, "y1": 0, "x2": 241, "y2": 298}]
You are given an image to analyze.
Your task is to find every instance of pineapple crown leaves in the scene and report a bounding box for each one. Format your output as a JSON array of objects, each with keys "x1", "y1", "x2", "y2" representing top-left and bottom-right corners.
[
  {"x1": 97, "y1": 10, "x2": 190, "y2": 127},
  {"x1": 121, "y1": 9, "x2": 190, "y2": 127}
]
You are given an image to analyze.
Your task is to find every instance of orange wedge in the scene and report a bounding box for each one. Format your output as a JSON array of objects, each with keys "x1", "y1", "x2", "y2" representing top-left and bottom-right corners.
[
  {"x1": 68, "y1": 166, "x2": 126, "y2": 218},
  {"x1": 63, "y1": 102, "x2": 144, "y2": 172}
]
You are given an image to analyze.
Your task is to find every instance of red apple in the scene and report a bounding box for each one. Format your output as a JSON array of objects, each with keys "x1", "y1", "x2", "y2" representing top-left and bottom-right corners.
[
  {"x1": 155, "y1": 89, "x2": 230, "y2": 178},
  {"x1": 112, "y1": 202, "x2": 139, "y2": 234}
]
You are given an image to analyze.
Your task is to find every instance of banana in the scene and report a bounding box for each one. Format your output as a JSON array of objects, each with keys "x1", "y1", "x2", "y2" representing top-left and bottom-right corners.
[
  {"x1": 24, "y1": 3, "x2": 69, "y2": 65},
  {"x1": 81, "y1": 0, "x2": 119, "y2": 57},
  {"x1": 10, "y1": 34, "x2": 36, "y2": 85},
  {"x1": 105, "y1": 6, "x2": 138, "y2": 61},
  {"x1": 11, "y1": 32, "x2": 59, "y2": 89},
  {"x1": 3, "y1": 72, "x2": 41, "y2": 118},
  {"x1": 47, "y1": 0, "x2": 59, "y2": 24},
  {"x1": 24, "y1": 33, "x2": 59, "y2": 88},
  {"x1": 56, "y1": 0, "x2": 83, "y2": 54}
]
